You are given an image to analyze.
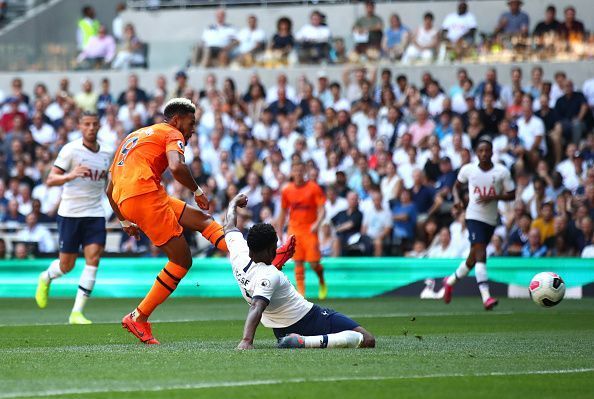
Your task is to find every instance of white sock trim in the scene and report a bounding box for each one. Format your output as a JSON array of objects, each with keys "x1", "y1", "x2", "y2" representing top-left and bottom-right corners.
[{"x1": 447, "y1": 260, "x2": 469, "y2": 286}]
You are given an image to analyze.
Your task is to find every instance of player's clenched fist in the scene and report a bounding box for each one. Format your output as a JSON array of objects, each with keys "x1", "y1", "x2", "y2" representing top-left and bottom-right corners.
[{"x1": 194, "y1": 191, "x2": 209, "y2": 210}]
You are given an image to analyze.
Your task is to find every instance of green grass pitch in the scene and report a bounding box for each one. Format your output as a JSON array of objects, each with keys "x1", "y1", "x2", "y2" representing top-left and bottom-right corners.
[{"x1": 0, "y1": 297, "x2": 593, "y2": 399}]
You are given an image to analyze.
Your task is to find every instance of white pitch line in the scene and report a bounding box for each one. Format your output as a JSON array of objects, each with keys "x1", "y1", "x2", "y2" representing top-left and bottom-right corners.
[
  {"x1": 0, "y1": 310, "x2": 516, "y2": 327},
  {"x1": 0, "y1": 368, "x2": 593, "y2": 399}
]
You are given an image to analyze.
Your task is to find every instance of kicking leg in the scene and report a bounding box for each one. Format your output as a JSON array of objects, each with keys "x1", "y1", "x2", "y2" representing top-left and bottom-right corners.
[
  {"x1": 35, "y1": 253, "x2": 76, "y2": 309},
  {"x1": 122, "y1": 235, "x2": 192, "y2": 344},
  {"x1": 69, "y1": 244, "x2": 103, "y2": 324}
]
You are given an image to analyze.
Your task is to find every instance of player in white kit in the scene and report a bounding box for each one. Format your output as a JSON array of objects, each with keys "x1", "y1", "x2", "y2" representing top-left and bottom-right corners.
[
  {"x1": 224, "y1": 193, "x2": 375, "y2": 349},
  {"x1": 443, "y1": 138, "x2": 515, "y2": 310},
  {"x1": 35, "y1": 112, "x2": 112, "y2": 324}
]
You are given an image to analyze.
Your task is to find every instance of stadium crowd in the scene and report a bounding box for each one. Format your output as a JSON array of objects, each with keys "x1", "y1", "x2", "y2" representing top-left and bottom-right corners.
[
  {"x1": 1, "y1": 59, "x2": 594, "y2": 259},
  {"x1": 71, "y1": 1, "x2": 594, "y2": 70}
]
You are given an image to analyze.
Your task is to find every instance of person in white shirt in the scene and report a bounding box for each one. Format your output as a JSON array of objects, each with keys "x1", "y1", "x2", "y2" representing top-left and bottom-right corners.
[
  {"x1": 402, "y1": 12, "x2": 439, "y2": 64},
  {"x1": 35, "y1": 112, "x2": 111, "y2": 325},
  {"x1": 427, "y1": 227, "x2": 463, "y2": 258},
  {"x1": 441, "y1": 1, "x2": 477, "y2": 44},
  {"x1": 199, "y1": 8, "x2": 238, "y2": 67},
  {"x1": 444, "y1": 137, "x2": 515, "y2": 310},
  {"x1": 235, "y1": 15, "x2": 266, "y2": 66},
  {"x1": 361, "y1": 191, "x2": 393, "y2": 256},
  {"x1": 29, "y1": 112, "x2": 56, "y2": 146},
  {"x1": 582, "y1": 77, "x2": 594, "y2": 109},
  {"x1": 17, "y1": 213, "x2": 56, "y2": 253},
  {"x1": 581, "y1": 236, "x2": 594, "y2": 258},
  {"x1": 517, "y1": 94, "x2": 546, "y2": 168},
  {"x1": 76, "y1": 25, "x2": 116, "y2": 68},
  {"x1": 295, "y1": 10, "x2": 331, "y2": 63},
  {"x1": 224, "y1": 193, "x2": 375, "y2": 349}
]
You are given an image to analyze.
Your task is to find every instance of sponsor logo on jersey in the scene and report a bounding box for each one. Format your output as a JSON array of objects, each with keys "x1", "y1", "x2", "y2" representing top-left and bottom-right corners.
[{"x1": 177, "y1": 140, "x2": 184, "y2": 151}]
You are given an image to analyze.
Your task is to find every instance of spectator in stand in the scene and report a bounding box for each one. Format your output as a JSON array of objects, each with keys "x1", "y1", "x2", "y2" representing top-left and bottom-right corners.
[
  {"x1": 517, "y1": 94, "x2": 546, "y2": 168},
  {"x1": 402, "y1": 12, "x2": 438, "y2": 64},
  {"x1": 268, "y1": 17, "x2": 295, "y2": 64},
  {"x1": 427, "y1": 227, "x2": 462, "y2": 258},
  {"x1": 76, "y1": 25, "x2": 116, "y2": 69},
  {"x1": 560, "y1": 6, "x2": 585, "y2": 44},
  {"x1": 112, "y1": 23, "x2": 146, "y2": 69},
  {"x1": 0, "y1": 98, "x2": 27, "y2": 133},
  {"x1": 474, "y1": 68, "x2": 501, "y2": 104},
  {"x1": 29, "y1": 112, "x2": 56, "y2": 146},
  {"x1": 495, "y1": 0, "x2": 529, "y2": 37},
  {"x1": 441, "y1": 1, "x2": 477, "y2": 45},
  {"x1": 533, "y1": 5, "x2": 563, "y2": 39},
  {"x1": 382, "y1": 14, "x2": 409, "y2": 61},
  {"x1": 295, "y1": 10, "x2": 331, "y2": 63},
  {"x1": 522, "y1": 227, "x2": 548, "y2": 257},
  {"x1": 235, "y1": 15, "x2": 266, "y2": 67},
  {"x1": 361, "y1": 190, "x2": 392, "y2": 256},
  {"x1": 76, "y1": 5, "x2": 100, "y2": 51},
  {"x1": 390, "y1": 188, "x2": 417, "y2": 252},
  {"x1": 409, "y1": 106, "x2": 436, "y2": 148},
  {"x1": 112, "y1": 3, "x2": 126, "y2": 42},
  {"x1": 500, "y1": 67, "x2": 526, "y2": 108},
  {"x1": 16, "y1": 213, "x2": 55, "y2": 253},
  {"x1": 74, "y1": 78, "x2": 98, "y2": 113},
  {"x1": 351, "y1": 1, "x2": 383, "y2": 59},
  {"x1": 554, "y1": 80, "x2": 589, "y2": 145},
  {"x1": 117, "y1": 74, "x2": 148, "y2": 105},
  {"x1": 331, "y1": 191, "x2": 363, "y2": 256},
  {"x1": 531, "y1": 201, "x2": 555, "y2": 243},
  {"x1": 198, "y1": 8, "x2": 238, "y2": 67},
  {"x1": 97, "y1": 78, "x2": 113, "y2": 118}
]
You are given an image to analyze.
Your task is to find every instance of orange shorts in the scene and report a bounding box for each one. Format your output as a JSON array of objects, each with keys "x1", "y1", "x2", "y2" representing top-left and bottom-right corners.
[
  {"x1": 119, "y1": 189, "x2": 187, "y2": 247},
  {"x1": 290, "y1": 229, "x2": 321, "y2": 263}
]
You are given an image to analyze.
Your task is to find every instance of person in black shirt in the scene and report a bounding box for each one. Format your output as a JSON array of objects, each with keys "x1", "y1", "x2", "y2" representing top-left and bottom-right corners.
[
  {"x1": 271, "y1": 17, "x2": 295, "y2": 55},
  {"x1": 535, "y1": 92, "x2": 562, "y2": 164},
  {"x1": 331, "y1": 191, "x2": 363, "y2": 256},
  {"x1": 479, "y1": 93, "x2": 505, "y2": 135},
  {"x1": 560, "y1": 6, "x2": 585, "y2": 42},
  {"x1": 117, "y1": 74, "x2": 148, "y2": 106},
  {"x1": 533, "y1": 5, "x2": 562, "y2": 38},
  {"x1": 554, "y1": 80, "x2": 590, "y2": 144}
]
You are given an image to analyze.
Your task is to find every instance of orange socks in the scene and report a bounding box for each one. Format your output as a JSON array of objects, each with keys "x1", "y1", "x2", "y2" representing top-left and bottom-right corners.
[
  {"x1": 295, "y1": 264, "x2": 305, "y2": 296},
  {"x1": 137, "y1": 262, "x2": 188, "y2": 317},
  {"x1": 201, "y1": 221, "x2": 228, "y2": 252}
]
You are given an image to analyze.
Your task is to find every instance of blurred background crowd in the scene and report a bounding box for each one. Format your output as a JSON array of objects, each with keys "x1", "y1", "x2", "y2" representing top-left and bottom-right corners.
[{"x1": 0, "y1": 0, "x2": 593, "y2": 260}]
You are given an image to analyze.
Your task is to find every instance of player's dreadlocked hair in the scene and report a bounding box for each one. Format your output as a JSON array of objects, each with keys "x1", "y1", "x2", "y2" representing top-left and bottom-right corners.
[
  {"x1": 163, "y1": 98, "x2": 196, "y2": 120},
  {"x1": 246, "y1": 223, "x2": 278, "y2": 253}
]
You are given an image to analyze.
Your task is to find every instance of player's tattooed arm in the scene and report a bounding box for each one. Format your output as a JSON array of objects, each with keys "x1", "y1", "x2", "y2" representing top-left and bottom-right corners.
[
  {"x1": 237, "y1": 297, "x2": 268, "y2": 350},
  {"x1": 224, "y1": 194, "x2": 248, "y2": 234}
]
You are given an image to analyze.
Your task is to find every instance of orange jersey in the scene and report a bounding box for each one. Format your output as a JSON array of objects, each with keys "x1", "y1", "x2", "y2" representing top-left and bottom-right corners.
[
  {"x1": 110, "y1": 123, "x2": 185, "y2": 205},
  {"x1": 281, "y1": 181, "x2": 326, "y2": 232}
]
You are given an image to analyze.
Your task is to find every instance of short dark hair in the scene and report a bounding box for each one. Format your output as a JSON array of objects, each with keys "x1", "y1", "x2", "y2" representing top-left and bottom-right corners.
[
  {"x1": 477, "y1": 136, "x2": 493, "y2": 148},
  {"x1": 163, "y1": 98, "x2": 196, "y2": 120},
  {"x1": 80, "y1": 111, "x2": 98, "y2": 120},
  {"x1": 246, "y1": 223, "x2": 278, "y2": 253},
  {"x1": 424, "y1": 12, "x2": 434, "y2": 20}
]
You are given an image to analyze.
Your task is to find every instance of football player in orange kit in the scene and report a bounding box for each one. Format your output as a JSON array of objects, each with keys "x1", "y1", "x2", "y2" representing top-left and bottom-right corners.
[
  {"x1": 277, "y1": 161, "x2": 327, "y2": 299},
  {"x1": 106, "y1": 98, "x2": 294, "y2": 344}
]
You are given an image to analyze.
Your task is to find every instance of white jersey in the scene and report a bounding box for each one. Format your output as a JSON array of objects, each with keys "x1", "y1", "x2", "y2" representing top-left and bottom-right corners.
[
  {"x1": 457, "y1": 163, "x2": 515, "y2": 226},
  {"x1": 225, "y1": 231, "x2": 313, "y2": 328},
  {"x1": 53, "y1": 139, "x2": 111, "y2": 218}
]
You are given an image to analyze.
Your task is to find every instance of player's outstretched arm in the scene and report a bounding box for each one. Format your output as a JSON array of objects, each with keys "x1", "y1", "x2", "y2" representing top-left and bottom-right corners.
[
  {"x1": 166, "y1": 150, "x2": 209, "y2": 210},
  {"x1": 46, "y1": 165, "x2": 90, "y2": 187},
  {"x1": 237, "y1": 297, "x2": 268, "y2": 350},
  {"x1": 223, "y1": 194, "x2": 249, "y2": 234}
]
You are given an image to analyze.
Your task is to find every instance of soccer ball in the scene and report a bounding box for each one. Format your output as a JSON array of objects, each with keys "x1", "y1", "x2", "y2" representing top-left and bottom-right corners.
[{"x1": 529, "y1": 272, "x2": 566, "y2": 307}]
